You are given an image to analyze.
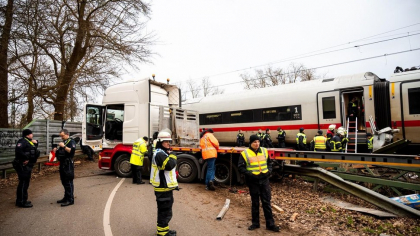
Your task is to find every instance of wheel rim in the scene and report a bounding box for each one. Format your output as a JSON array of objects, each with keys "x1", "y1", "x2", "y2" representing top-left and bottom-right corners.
[
  {"x1": 178, "y1": 161, "x2": 193, "y2": 178},
  {"x1": 119, "y1": 159, "x2": 131, "y2": 174},
  {"x1": 214, "y1": 163, "x2": 230, "y2": 183}
]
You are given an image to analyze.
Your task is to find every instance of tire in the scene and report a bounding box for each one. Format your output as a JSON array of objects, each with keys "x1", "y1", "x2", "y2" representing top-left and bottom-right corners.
[
  {"x1": 177, "y1": 158, "x2": 198, "y2": 183},
  {"x1": 214, "y1": 161, "x2": 231, "y2": 184},
  {"x1": 114, "y1": 154, "x2": 132, "y2": 177}
]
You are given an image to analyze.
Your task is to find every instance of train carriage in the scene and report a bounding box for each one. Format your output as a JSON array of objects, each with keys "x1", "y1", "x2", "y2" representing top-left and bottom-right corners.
[{"x1": 183, "y1": 68, "x2": 420, "y2": 153}]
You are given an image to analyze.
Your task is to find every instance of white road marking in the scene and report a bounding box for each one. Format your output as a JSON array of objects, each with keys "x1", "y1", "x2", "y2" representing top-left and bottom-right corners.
[{"x1": 103, "y1": 178, "x2": 125, "y2": 236}]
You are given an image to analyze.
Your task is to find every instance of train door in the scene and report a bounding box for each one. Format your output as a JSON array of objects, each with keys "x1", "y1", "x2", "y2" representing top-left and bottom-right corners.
[
  {"x1": 317, "y1": 91, "x2": 341, "y2": 130},
  {"x1": 341, "y1": 90, "x2": 365, "y2": 131},
  {"x1": 400, "y1": 81, "x2": 420, "y2": 143}
]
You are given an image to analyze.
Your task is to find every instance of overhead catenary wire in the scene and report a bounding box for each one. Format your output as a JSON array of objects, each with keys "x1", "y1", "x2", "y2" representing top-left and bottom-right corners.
[
  {"x1": 183, "y1": 48, "x2": 420, "y2": 94},
  {"x1": 183, "y1": 23, "x2": 420, "y2": 81}
]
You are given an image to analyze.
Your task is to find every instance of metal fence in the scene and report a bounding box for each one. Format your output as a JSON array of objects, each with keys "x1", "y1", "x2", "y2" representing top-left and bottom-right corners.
[{"x1": 0, "y1": 120, "x2": 82, "y2": 164}]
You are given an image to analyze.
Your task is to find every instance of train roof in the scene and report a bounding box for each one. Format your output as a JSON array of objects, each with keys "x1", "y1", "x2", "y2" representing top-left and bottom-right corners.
[{"x1": 184, "y1": 72, "x2": 374, "y2": 105}]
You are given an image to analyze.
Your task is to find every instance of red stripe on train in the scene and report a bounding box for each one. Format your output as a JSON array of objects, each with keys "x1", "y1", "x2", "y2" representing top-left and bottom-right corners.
[{"x1": 206, "y1": 120, "x2": 420, "y2": 132}]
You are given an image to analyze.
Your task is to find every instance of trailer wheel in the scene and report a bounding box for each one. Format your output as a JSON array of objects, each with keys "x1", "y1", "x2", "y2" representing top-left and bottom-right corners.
[
  {"x1": 114, "y1": 154, "x2": 132, "y2": 177},
  {"x1": 214, "y1": 161, "x2": 230, "y2": 184},
  {"x1": 177, "y1": 158, "x2": 198, "y2": 183}
]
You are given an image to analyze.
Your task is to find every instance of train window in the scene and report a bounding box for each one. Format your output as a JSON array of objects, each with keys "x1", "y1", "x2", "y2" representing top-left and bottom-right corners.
[
  {"x1": 322, "y1": 97, "x2": 336, "y2": 119},
  {"x1": 408, "y1": 88, "x2": 420, "y2": 114},
  {"x1": 262, "y1": 105, "x2": 302, "y2": 121},
  {"x1": 203, "y1": 113, "x2": 223, "y2": 125},
  {"x1": 230, "y1": 110, "x2": 253, "y2": 123}
]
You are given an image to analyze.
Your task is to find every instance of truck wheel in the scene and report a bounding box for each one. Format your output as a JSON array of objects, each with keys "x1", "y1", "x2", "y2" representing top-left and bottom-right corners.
[
  {"x1": 214, "y1": 161, "x2": 230, "y2": 184},
  {"x1": 177, "y1": 158, "x2": 198, "y2": 183},
  {"x1": 114, "y1": 154, "x2": 132, "y2": 177}
]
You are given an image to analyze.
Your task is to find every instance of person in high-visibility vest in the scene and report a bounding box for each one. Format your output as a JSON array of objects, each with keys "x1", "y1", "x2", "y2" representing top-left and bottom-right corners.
[
  {"x1": 276, "y1": 127, "x2": 286, "y2": 148},
  {"x1": 130, "y1": 136, "x2": 148, "y2": 184},
  {"x1": 150, "y1": 131, "x2": 178, "y2": 236},
  {"x1": 236, "y1": 129, "x2": 245, "y2": 147},
  {"x1": 238, "y1": 135, "x2": 280, "y2": 232},
  {"x1": 256, "y1": 129, "x2": 265, "y2": 147},
  {"x1": 200, "y1": 128, "x2": 219, "y2": 191},
  {"x1": 367, "y1": 133, "x2": 373, "y2": 153},
  {"x1": 310, "y1": 130, "x2": 328, "y2": 152},
  {"x1": 330, "y1": 131, "x2": 344, "y2": 152},
  {"x1": 296, "y1": 127, "x2": 307, "y2": 151}
]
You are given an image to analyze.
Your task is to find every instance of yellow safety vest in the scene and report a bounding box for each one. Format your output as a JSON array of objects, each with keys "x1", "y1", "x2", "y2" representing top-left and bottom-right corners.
[
  {"x1": 150, "y1": 149, "x2": 178, "y2": 192},
  {"x1": 130, "y1": 138, "x2": 147, "y2": 166},
  {"x1": 296, "y1": 133, "x2": 307, "y2": 144},
  {"x1": 313, "y1": 136, "x2": 327, "y2": 151},
  {"x1": 241, "y1": 147, "x2": 269, "y2": 175},
  {"x1": 367, "y1": 137, "x2": 374, "y2": 150}
]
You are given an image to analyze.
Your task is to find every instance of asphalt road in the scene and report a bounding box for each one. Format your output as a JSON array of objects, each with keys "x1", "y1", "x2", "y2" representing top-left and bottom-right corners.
[{"x1": 0, "y1": 162, "x2": 282, "y2": 236}]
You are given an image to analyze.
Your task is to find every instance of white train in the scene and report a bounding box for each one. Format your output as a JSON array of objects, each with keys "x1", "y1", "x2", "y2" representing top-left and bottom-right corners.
[{"x1": 183, "y1": 67, "x2": 420, "y2": 154}]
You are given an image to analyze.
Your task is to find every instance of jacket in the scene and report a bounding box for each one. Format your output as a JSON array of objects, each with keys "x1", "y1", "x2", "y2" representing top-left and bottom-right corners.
[{"x1": 200, "y1": 132, "x2": 219, "y2": 159}]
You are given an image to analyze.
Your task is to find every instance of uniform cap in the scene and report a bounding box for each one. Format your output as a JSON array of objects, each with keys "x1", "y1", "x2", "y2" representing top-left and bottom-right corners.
[
  {"x1": 299, "y1": 127, "x2": 304, "y2": 132},
  {"x1": 317, "y1": 130, "x2": 323, "y2": 135}
]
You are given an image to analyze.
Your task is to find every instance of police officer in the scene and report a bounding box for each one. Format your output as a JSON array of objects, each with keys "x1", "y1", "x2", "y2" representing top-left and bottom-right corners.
[
  {"x1": 236, "y1": 130, "x2": 245, "y2": 147},
  {"x1": 367, "y1": 133, "x2": 373, "y2": 153},
  {"x1": 296, "y1": 127, "x2": 307, "y2": 151},
  {"x1": 330, "y1": 130, "x2": 344, "y2": 152},
  {"x1": 54, "y1": 129, "x2": 76, "y2": 207},
  {"x1": 276, "y1": 127, "x2": 286, "y2": 148},
  {"x1": 256, "y1": 129, "x2": 265, "y2": 147},
  {"x1": 13, "y1": 129, "x2": 40, "y2": 208},
  {"x1": 130, "y1": 136, "x2": 148, "y2": 184},
  {"x1": 238, "y1": 135, "x2": 280, "y2": 232},
  {"x1": 150, "y1": 131, "x2": 178, "y2": 236},
  {"x1": 263, "y1": 129, "x2": 274, "y2": 148}
]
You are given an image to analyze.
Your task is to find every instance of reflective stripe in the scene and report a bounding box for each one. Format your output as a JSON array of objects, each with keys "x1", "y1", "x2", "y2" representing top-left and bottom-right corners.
[
  {"x1": 367, "y1": 137, "x2": 374, "y2": 149},
  {"x1": 314, "y1": 136, "x2": 327, "y2": 150},
  {"x1": 24, "y1": 138, "x2": 35, "y2": 147},
  {"x1": 150, "y1": 149, "x2": 178, "y2": 191},
  {"x1": 130, "y1": 138, "x2": 146, "y2": 166},
  {"x1": 242, "y1": 147, "x2": 269, "y2": 175}
]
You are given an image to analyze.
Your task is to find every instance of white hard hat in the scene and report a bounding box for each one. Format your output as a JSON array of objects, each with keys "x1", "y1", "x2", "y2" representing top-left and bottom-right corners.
[
  {"x1": 157, "y1": 131, "x2": 172, "y2": 142},
  {"x1": 337, "y1": 130, "x2": 345, "y2": 136},
  {"x1": 328, "y1": 124, "x2": 336, "y2": 131},
  {"x1": 337, "y1": 127, "x2": 345, "y2": 133}
]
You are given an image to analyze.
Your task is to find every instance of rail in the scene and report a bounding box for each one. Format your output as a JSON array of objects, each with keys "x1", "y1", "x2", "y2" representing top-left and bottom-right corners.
[
  {"x1": 0, "y1": 150, "x2": 83, "y2": 179},
  {"x1": 283, "y1": 164, "x2": 420, "y2": 218}
]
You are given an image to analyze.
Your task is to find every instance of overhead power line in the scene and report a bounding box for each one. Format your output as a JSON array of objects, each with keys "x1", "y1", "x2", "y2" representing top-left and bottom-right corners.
[
  {"x1": 185, "y1": 23, "x2": 420, "y2": 81},
  {"x1": 183, "y1": 48, "x2": 420, "y2": 94}
]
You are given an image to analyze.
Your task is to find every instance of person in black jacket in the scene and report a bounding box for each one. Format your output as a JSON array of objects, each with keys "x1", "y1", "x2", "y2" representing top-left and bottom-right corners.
[
  {"x1": 54, "y1": 129, "x2": 76, "y2": 207},
  {"x1": 236, "y1": 130, "x2": 245, "y2": 147},
  {"x1": 238, "y1": 135, "x2": 280, "y2": 233},
  {"x1": 13, "y1": 129, "x2": 40, "y2": 208},
  {"x1": 276, "y1": 127, "x2": 286, "y2": 148},
  {"x1": 263, "y1": 129, "x2": 274, "y2": 148}
]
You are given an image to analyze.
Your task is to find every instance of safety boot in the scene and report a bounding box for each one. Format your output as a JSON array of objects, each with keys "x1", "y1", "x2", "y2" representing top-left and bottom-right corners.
[
  {"x1": 166, "y1": 230, "x2": 176, "y2": 235},
  {"x1": 57, "y1": 198, "x2": 67, "y2": 203}
]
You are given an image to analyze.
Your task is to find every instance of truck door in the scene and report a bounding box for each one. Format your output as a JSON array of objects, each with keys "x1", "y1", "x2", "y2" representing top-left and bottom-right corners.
[
  {"x1": 317, "y1": 91, "x2": 341, "y2": 129},
  {"x1": 82, "y1": 104, "x2": 105, "y2": 151}
]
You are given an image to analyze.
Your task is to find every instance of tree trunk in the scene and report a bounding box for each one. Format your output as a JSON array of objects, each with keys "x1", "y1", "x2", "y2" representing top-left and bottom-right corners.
[{"x1": 0, "y1": 0, "x2": 14, "y2": 128}]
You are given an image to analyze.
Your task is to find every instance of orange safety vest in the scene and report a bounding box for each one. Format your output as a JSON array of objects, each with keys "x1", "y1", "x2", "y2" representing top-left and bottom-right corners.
[{"x1": 200, "y1": 132, "x2": 219, "y2": 160}]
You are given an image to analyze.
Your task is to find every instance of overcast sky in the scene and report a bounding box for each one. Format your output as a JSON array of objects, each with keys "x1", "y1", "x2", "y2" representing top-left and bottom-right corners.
[{"x1": 118, "y1": 0, "x2": 420, "y2": 98}]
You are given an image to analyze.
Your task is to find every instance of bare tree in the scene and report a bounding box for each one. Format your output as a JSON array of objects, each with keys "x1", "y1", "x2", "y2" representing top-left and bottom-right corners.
[
  {"x1": 8, "y1": 0, "x2": 153, "y2": 122},
  {"x1": 201, "y1": 77, "x2": 224, "y2": 97},
  {"x1": 0, "y1": 0, "x2": 14, "y2": 127},
  {"x1": 241, "y1": 63, "x2": 321, "y2": 90},
  {"x1": 186, "y1": 78, "x2": 200, "y2": 99}
]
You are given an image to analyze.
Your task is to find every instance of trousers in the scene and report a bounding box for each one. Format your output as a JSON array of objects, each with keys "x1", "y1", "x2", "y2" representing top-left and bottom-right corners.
[
  {"x1": 205, "y1": 158, "x2": 216, "y2": 185},
  {"x1": 247, "y1": 178, "x2": 275, "y2": 227},
  {"x1": 131, "y1": 164, "x2": 143, "y2": 183},
  {"x1": 13, "y1": 162, "x2": 33, "y2": 204},
  {"x1": 59, "y1": 160, "x2": 74, "y2": 202},
  {"x1": 155, "y1": 191, "x2": 174, "y2": 236}
]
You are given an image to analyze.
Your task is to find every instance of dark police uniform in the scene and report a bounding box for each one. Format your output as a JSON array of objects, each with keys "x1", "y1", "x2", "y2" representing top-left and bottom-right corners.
[
  {"x1": 263, "y1": 132, "x2": 274, "y2": 148},
  {"x1": 150, "y1": 147, "x2": 178, "y2": 236},
  {"x1": 13, "y1": 137, "x2": 39, "y2": 207},
  {"x1": 236, "y1": 132, "x2": 245, "y2": 146},
  {"x1": 276, "y1": 130, "x2": 286, "y2": 148},
  {"x1": 56, "y1": 138, "x2": 76, "y2": 205}
]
